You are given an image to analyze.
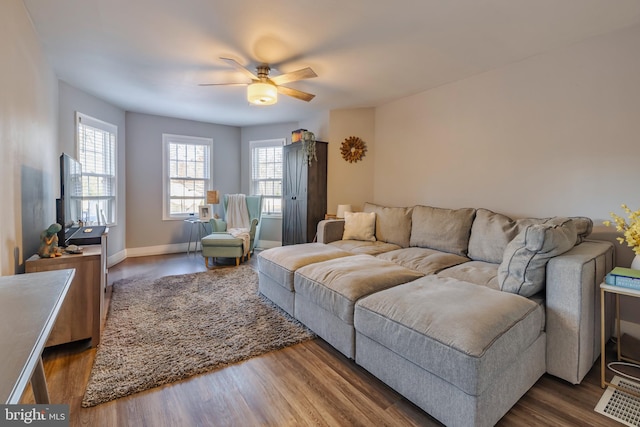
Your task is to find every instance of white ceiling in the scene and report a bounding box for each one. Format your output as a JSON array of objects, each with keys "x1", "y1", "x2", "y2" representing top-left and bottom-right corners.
[{"x1": 23, "y1": 0, "x2": 640, "y2": 127}]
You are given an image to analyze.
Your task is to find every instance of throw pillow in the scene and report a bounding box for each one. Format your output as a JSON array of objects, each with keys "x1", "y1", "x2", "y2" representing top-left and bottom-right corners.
[
  {"x1": 469, "y1": 209, "x2": 594, "y2": 263},
  {"x1": 342, "y1": 211, "x2": 376, "y2": 242},
  {"x1": 363, "y1": 202, "x2": 412, "y2": 247},
  {"x1": 468, "y1": 209, "x2": 523, "y2": 264},
  {"x1": 409, "y1": 205, "x2": 476, "y2": 256},
  {"x1": 498, "y1": 218, "x2": 577, "y2": 297}
]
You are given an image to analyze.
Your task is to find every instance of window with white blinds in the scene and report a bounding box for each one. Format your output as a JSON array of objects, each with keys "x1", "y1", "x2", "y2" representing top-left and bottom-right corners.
[
  {"x1": 162, "y1": 134, "x2": 213, "y2": 219},
  {"x1": 76, "y1": 112, "x2": 117, "y2": 226},
  {"x1": 250, "y1": 139, "x2": 284, "y2": 214}
]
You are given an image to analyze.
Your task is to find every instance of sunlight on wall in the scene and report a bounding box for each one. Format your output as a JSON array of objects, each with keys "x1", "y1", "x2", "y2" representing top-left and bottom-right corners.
[{"x1": 0, "y1": 0, "x2": 58, "y2": 274}]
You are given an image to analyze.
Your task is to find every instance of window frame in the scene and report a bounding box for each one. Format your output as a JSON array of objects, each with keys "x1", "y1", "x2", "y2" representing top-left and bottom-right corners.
[
  {"x1": 250, "y1": 138, "x2": 285, "y2": 215},
  {"x1": 75, "y1": 111, "x2": 118, "y2": 227},
  {"x1": 162, "y1": 134, "x2": 214, "y2": 220}
]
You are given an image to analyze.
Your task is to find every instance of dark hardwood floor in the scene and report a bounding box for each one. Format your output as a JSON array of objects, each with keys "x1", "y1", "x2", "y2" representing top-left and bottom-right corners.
[{"x1": 21, "y1": 252, "x2": 621, "y2": 426}]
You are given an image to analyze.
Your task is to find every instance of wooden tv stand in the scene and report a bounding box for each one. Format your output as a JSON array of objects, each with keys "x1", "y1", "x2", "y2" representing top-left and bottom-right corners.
[{"x1": 25, "y1": 229, "x2": 108, "y2": 347}]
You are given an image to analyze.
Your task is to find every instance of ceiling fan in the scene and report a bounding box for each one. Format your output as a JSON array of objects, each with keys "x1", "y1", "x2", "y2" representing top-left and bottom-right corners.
[{"x1": 200, "y1": 57, "x2": 317, "y2": 105}]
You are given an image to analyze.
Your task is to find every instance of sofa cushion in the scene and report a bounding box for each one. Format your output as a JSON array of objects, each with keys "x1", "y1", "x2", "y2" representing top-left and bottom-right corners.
[
  {"x1": 409, "y1": 205, "x2": 476, "y2": 256},
  {"x1": 437, "y1": 260, "x2": 500, "y2": 290},
  {"x1": 363, "y1": 202, "x2": 413, "y2": 247},
  {"x1": 329, "y1": 240, "x2": 401, "y2": 255},
  {"x1": 377, "y1": 247, "x2": 469, "y2": 275},
  {"x1": 571, "y1": 217, "x2": 593, "y2": 242},
  {"x1": 342, "y1": 211, "x2": 376, "y2": 242},
  {"x1": 294, "y1": 254, "x2": 424, "y2": 324},
  {"x1": 468, "y1": 209, "x2": 593, "y2": 263},
  {"x1": 468, "y1": 209, "x2": 521, "y2": 263},
  {"x1": 354, "y1": 275, "x2": 544, "y2": 396},
  {"x1": 498, "y1": 218, "x2": 577, "y2": 297},
  {"x1": 257, "y1": 243, "x2": 354, "y2": 291}
]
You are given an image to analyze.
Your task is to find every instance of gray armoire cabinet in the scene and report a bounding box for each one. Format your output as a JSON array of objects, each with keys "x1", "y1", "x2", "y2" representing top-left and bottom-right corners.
[{"x1": 282, "y1": 141, "x2": 328, "y2": 245}]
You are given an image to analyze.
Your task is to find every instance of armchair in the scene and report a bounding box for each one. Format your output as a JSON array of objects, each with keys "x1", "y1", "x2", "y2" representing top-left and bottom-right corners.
[{"x1": 201, "y1": 195, "x2": 263, "y2": 268}]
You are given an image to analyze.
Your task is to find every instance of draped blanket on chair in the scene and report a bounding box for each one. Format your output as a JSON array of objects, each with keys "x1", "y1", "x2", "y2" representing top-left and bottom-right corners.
[{"x1": 226, "y1": 194, "x2": 251, "y2": 256}]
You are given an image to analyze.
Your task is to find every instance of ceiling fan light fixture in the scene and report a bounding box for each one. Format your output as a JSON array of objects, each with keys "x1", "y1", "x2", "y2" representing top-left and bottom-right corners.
[{"x1": 247, "y1": 82, "x2": 277, "y2": 105}]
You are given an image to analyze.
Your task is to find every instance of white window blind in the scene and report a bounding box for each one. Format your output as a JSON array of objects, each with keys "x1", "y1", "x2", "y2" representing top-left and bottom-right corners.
[
  {"x1": 251, "y1": 139, "x2": 284, "y2": 214},
  {"x1": 76, "y1": 112, "x2": 117, "y2": 226},
  {"x1": 162, "y1": 134, "x2": 213, "y2": 219}
]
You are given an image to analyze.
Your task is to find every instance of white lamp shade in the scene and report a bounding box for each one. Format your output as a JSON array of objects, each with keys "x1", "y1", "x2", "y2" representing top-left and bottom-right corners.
[
  {"x1": 336, "y1": 204, "x2": 352, "y2": 219},
  {"x1": 247, "y1": 82, "x2": 277, "y2": 105}
]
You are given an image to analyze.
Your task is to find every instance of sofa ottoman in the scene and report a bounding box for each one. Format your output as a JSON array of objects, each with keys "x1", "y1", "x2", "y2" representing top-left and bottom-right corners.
[
  {"x1": 354, "y1": 275, "x2": 545, "y2": 427},
  {"x1": 257, "y1": 243, "x2": 354, "y2": 316},
  {"x1": 293, "y1": 254, "x2": 424, "y2": 358}
]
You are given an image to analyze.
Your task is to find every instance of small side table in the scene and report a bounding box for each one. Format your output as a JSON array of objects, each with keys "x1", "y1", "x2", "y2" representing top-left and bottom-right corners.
[
  {"x1": 184, "y1": 218, "x2": 210, "y2": 254},
  {"x1": 600, "y1": 282, "x2": 640, "y2": 397}
]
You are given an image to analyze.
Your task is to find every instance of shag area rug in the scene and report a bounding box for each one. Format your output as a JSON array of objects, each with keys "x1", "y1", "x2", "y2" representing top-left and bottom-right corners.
[{"x1": 82, "y1": 265, "x2": 315, "y2": 407}]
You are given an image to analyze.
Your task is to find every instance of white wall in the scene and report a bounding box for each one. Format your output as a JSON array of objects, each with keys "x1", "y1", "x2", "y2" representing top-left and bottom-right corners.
[
  {"x1": 375, "y1": 24, "x2": 640, "y2": 324},
  {"x1": 0, "y1": 0, "x2": 58, "y2": 274},
  {"x1": 287, "y1": 110, "x2": 376, "y2": 216},
  {"x1": 375, "y1": 23, "x2": 640, "y2": 226},
  {"x1": 299, "y1": 112, "x2": 330, "y2": 143},
  {"x1": 328, "y1": 108, "x2": 375, "y2": 213},
  {"x1": 58, "y1": 81, "x2": 127, "y2": 262},
  {"x1": 125, "y1": 113, "x2": 240, "y2": 253}
]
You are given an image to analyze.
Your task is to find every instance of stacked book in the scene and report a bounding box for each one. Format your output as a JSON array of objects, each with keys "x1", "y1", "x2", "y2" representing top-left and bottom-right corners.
[{"x1": 605, "y1": 267, "x2": 640, "y2": 290}]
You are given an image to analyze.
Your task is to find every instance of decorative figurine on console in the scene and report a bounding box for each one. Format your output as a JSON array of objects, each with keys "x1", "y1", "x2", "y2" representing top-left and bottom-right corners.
[{"x1": 38, "y1": 223, "x2": 63, "y2": 258}]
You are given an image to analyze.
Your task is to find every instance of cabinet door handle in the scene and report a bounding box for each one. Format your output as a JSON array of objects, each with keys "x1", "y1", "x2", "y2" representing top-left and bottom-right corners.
[{"x1": 292, "y1": 196, "x2": 297, "y2": 200}]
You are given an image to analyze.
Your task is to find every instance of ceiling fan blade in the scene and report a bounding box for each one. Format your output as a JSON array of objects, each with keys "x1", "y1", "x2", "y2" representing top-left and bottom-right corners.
[
  {"x1": 270, "y1": 67, "x2": 317, "y2": 86},
  {"x1": 198, "y1": 83, "x2": 249, "y2": 87},
  {"x1": 220, "y1": 57, "x2": 258, "y2": 80},
  {"x1": 277, "y1": 85, "x2": 316, "y2": 102}
]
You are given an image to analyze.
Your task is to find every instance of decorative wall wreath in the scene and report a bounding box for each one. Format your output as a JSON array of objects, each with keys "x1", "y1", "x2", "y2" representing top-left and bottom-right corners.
[{"x1": 340, "y1": 136, "x2": 367, "y2": 163}]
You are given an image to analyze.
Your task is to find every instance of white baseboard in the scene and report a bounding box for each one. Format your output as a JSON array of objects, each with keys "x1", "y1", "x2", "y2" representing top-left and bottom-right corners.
[
  {"x1": 108, "y1": 240, "x2": 277, "y2": 267},
  {"x1": 107, "y1": 250, "x2": 127, "y2": 268},
  {"x1": 255, "y1": 240, "x2": 281, "y2": 250},
  {"x1": 125, "y1": 243, "x2": 190, "y2": 258}
]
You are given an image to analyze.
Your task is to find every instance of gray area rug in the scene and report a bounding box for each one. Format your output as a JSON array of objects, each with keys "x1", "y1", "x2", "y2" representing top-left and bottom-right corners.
[{"x1": 82, "y1": 265, "x2": 315, "y2": 407}]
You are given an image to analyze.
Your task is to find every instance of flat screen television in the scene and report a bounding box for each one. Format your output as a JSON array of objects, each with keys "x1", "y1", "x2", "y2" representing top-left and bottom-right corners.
[{"x1": 56, "y1": 153, "x2": 83, "y2": 246}]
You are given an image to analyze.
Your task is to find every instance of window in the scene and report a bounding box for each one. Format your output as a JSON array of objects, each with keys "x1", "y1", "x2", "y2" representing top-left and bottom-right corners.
[
  {"x1": 251, "y1": 139, "x2": 284, "y2": 214},
  {"x1": 76, "y1": 112, "x2": 117, "y2": 226},
  {"x1": 162, "y1": 134, "x2": 213, "y2": 220}
]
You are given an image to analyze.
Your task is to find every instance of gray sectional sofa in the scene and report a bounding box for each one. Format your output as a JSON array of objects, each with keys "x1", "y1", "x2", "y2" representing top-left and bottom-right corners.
[{"x1": 257, "y1": 203, "x2": 614, "y2": 426}]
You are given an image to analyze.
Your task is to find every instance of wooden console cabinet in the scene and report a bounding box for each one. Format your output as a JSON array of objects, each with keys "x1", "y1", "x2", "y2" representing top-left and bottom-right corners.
[{"x1": 25, "y1": 230, "x2": 107, "y2": 347}]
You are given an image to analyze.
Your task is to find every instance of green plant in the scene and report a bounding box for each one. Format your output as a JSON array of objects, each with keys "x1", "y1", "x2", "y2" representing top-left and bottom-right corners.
[
  {"x1": 301, "y1": 131, "x2": 317, "y2": 165},
  {"x1": 603, "y1": 204, "x2": 640, "y2": 255}
]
